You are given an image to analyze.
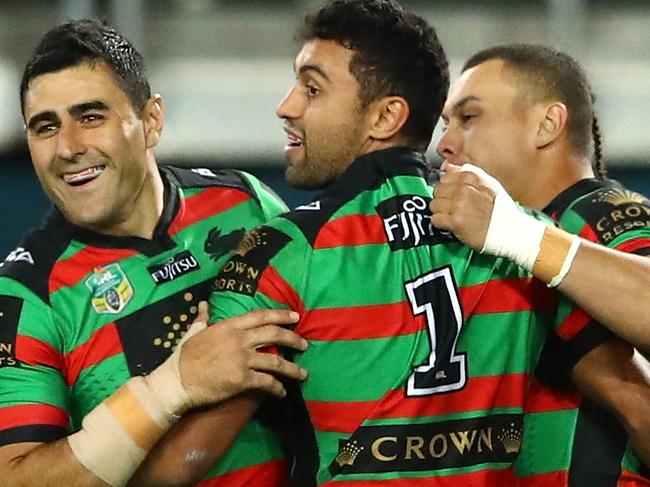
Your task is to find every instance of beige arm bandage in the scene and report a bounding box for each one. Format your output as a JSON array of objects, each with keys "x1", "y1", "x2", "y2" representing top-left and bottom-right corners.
[{"x1": 67, "y1": 321, "x2": 205, "y2": 486}]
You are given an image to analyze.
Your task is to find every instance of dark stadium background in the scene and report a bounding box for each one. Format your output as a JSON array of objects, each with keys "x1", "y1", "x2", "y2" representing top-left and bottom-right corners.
[{"x1": 2, "y1": 0, "x2": 650, "y2": 257}]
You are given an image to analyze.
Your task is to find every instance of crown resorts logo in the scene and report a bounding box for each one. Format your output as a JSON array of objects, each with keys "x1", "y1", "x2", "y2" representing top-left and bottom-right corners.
[
  {"x1": 235, "y1": 229, "x2": 268, "y2": 257},
  {"x1": 153, "y1": 292, "x2": 197, "y2": 351},
  {"x1": 85, "y1": 264, "x2": 133, "y2": 314},
  {"x1": 335, "y1": 440, "x2": 364, "y2": 467},
  {"x1": 593, "y1": 188, "x2": 648, "y2": 206},
  {"x1": 497, "y1": 422, "x2": 522, "y2": 454}
]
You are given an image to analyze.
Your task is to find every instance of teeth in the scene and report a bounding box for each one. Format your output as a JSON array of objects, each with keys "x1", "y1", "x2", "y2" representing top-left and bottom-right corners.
[
  {"x1": 63, "y1": 166, "x2": 105, "y2": 184},
  {"x1": 287, "y1": 133, "x2": 303, "y2": 146}
]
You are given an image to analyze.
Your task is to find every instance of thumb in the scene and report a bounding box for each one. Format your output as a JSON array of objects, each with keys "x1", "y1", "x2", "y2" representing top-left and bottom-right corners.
[
  {"x1": 460, "y1": 163, "x2": 504, "y2": 193},
  {"x1": 194, "y1": 300, "x2": 209, "y2": 324}
]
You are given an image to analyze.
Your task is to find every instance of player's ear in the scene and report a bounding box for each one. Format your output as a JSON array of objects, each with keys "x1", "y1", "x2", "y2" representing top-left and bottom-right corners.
[
  {"x1": 143, "y1": 94, "x2": 164, "y2": 149},
  {"x1": 536, "y1": 102, "x2": 567, "y2": 149},
  {"x1": 367, "y1": 96, "x2": 410, "y2": 141}
]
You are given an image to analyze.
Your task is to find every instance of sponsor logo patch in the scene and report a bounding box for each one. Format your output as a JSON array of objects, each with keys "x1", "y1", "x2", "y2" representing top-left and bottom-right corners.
[
  {"x1": 376, "y1": 195, "x2": 455, "y2": 251},
  {"x1": 116, "y1": 281, "x2": 210, "y2": 374},
  {"x1": 213, "y1": 227, "x2": 291, "y2": 296},
  {"x1": 579, "y1": 187, "x2": 650, "y2": 244},
  {"x1": 329, "y1": 414, "x2": 522, "y2": 476},
  {"x1": 204, "y1": 227, "x2": 246, "y2": 261},
  {"x1": 85, "y1": 264, "x2": 134, "y2": 314},
  {"x1": 0, "y1": 295, "x2": 23, "y2": 367},
  {"x1": 148, "y1": 250, "x2": 201, "y2": 284}
]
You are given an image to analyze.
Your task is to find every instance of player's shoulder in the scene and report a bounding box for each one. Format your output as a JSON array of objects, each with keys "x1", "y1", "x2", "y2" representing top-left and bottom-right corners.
[
  {"x1": 0, "y1": 211, "x2": 72, "y2": 304},
  {"x1": 278, "y1": 192, "x2": 349, "y2": 248},
  {"x1": 162, "y1": 165, "x2": 258, "y2": 198},
  {"x1": 567, "y1": 179, "x2": 650, "y2": 239}
]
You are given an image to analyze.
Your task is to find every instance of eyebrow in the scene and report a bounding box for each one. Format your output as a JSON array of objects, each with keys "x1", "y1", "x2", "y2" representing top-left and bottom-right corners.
[
  {"x1": 26, "y1": 101, "x2": 110, "y2": 131},
  {"x1": 297, "y1": 64, "x2": 331, "y2": 82}
]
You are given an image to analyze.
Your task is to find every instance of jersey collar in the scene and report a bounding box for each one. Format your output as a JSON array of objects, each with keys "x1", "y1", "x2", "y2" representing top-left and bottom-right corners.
[{"x1": 543, "y1": 178, "x2": 604, "y2": 219}]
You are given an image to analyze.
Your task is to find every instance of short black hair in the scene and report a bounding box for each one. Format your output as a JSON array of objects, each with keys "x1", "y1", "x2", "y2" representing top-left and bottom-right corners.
[
  {"x1": 463, "y1": 44, "x2": 606, "y2": 177},
  {"x1": 298, "y1": 0, "x2": 449, "y2": 149},
  {"x1": 20, "y1": 19, "x2": 151, "y2": 117}
]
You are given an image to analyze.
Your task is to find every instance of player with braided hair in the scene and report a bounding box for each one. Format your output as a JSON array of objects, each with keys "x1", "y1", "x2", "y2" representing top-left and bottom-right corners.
[
  {"x1": 433, "y1": 43, "x2": 650, "y2": 485},
  {"x1": 592, "y1": 115, "x2": 607, "y2": 178}
]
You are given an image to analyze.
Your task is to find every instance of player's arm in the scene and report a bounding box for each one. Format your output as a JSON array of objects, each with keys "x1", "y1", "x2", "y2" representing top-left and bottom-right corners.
[
  {"x1": 570, "y1": 337, "x2": 650, "y2": 466},
  {"x1": 556, "y1": 241, "x2": 650, "y2": 350},
  {"x1": 131, "y1": 224, "x2": 309, "y2": 486},
  {"x1": 0, "y1": 304, "x2": 306, "y2": 487},
  {"x1": 430, "y1": 163, "x2": 650, "y2": 351}
]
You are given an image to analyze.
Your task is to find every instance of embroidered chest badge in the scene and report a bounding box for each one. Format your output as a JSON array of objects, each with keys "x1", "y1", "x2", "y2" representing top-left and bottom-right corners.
[{"x1": 85, "y1": 263, "x2": 134, "y2": 314}]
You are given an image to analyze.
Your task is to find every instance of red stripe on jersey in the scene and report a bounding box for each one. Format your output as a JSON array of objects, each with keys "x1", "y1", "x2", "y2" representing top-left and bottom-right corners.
[
  {"x1": 320, "y1": 467, "x2": 516, "y2": 486},
  {"x1": 195, "y1": 459, "x2": 288, "y2": 487},
  {"x1": 524, "y1": 379, "x2": 582, "y2": 413},
  {"x1": 258, "y1": 265, "x2": 305, "y2": 314},
  {"x1": 459, "y1": 278, "x2": 556, "y2": 315},
  {"x1": 0, "y1": 403, "x2": 69, "y2": 430},
  {"x1": 299, "y1": 302, "x2": 425, "y2": 341},
  {"x1": 64, "y1": 323, "x2": 123, "y2": 386},
  {"x1": 314, "y1": 214, "x2": 387, "y2": 249},
  {"x1": 577, "y1": 223, "x2": 599, "y2": 242},
  {"x1": 169, "y1": 187, "x2": 251, "y2": 236},
  {"x1": 619, "y1": 470, "x2": 650, "y2": 486},
  {"x1": 556, "y1": 308, "x2": 592, "y2": 340},
  {"x1": 616, "y1": 238, "x2": 650, "y2": 254},
  {"x1": 49, "y1": 247, "x2": 138, "y2": 294},
  {"x1": 307, "y1": 373, "x2": 528, "y2": 434},
  {"x1": 15, "y1": 334, "x2": 64, "y2": 369},
  {"x1": 517, "y1": 470, "x2": 569, "y2": 487}
]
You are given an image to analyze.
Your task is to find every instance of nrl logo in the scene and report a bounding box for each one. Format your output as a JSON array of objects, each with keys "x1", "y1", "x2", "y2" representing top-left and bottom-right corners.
[{"x1": 85, "y1": 264, "x2": 134, "y2": 314}]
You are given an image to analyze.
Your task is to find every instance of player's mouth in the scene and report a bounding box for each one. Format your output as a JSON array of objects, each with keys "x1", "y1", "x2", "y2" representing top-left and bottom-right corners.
[
  {"x1": 62, "y1": 165, "x2": 106, "y2": 187},
  {"x1": 284, "y1": 127, "x2": 304, "y2": 151}
]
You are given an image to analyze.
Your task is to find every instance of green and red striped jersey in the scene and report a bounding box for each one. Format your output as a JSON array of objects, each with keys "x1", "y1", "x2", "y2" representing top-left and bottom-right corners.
[
  {"x1": 0, "y1": 166, "x2": 288, "y2": 486},
  {"x1": 516, "y1": 178, "x2": 650, "y2": 487},
  {"x1": 209, "y1": 147, "x2": 600, "y2": 486}
]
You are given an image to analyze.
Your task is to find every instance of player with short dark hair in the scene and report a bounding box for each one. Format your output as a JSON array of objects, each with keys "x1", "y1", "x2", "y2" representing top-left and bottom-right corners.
[
  {"x1": 434, "y1": 43, "x2": 650, "y2": 484},
  {"x1": 0, "y1": 18, "x2": 308, "y2": 486},
  {"x1": 207, "y1": 2, "x2": 649, "y2": 485}
]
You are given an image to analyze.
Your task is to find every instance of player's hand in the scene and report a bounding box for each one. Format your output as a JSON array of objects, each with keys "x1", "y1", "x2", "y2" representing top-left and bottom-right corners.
[
  {"x1": 178, "y1": 309, "x2": 308, "y2": 405},
  {"x1": 430, "y1": 162, "x2": 496, "y2": 251}
]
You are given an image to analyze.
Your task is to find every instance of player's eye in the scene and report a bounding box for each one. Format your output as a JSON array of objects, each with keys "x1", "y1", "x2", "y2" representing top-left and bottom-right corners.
[
  {"x1": 305, "y1": 84, "x2": 320, "y2": 97},
  {"x1": 80, "y1": 113, "x2": 105, "y2": 124},
  {"x1": 33, "y1": 122, "x2": 58, "y2": 136}
]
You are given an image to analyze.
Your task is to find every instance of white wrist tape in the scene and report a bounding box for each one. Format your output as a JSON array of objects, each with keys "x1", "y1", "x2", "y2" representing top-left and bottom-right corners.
[
  {"x1": 68, "y1": 320, "x2": 206, "y2": 486},
  {"x1": 460, "y1": 163, "x2": 580, "y2": 287}
]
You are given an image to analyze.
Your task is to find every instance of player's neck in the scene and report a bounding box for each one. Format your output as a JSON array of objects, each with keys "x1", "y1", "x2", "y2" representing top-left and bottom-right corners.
[
  {"x1": 96, "y1": 158, "x2": 165, "y2": 240},
  {"x1": 518, "y1": 151, "x2": 595, "y2": 211},
  {"x1": 121, "y1": 167, "x2": 166, "y2": 240}
]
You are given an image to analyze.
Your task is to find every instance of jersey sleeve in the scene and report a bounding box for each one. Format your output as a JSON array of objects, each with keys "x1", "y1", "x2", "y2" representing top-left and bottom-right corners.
[
  {"x1": 209, "y1": 219, "x2": 308, "y2": 322},
  {"x1": 237, "y1": 171, "x2": 289, "y2": 222},
  {"x1": 0, "y1": 277, "x2": 69, "y2": 446},
  {"x1": 535, "y1": 185, "x2": 650, "y2": 384}
]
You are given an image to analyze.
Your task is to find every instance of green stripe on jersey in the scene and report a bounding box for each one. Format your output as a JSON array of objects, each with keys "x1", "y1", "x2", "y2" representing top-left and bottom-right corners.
[{"x1": 515, "y1": 409, "x2": 577, "y2": 475}]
